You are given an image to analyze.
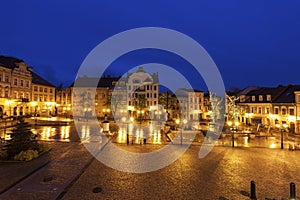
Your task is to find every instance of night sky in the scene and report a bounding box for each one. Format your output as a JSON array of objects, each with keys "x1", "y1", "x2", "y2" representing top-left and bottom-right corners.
[{"x1": 1, "y1": 1, "x2": 300, "y2": 91}]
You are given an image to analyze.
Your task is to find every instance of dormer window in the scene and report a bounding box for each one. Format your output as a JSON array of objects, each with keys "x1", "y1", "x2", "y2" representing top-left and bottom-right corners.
[
  {"x1": 267, "y1": 95, "x2": 271, "y2": 101},
  {"x1": 259, "y1": 95, "x2": 263, "y2": 101},
  {"x1": 252, "y1": 96, "x2": 255, "y2": 101},
  {"x1": 297, "y1": 95, "x2": 300, "y2": 102},
  {"x1": 133, "y1": 79, "x2": 140, "y2": 84},
  {"x1": 240, "y1": 95, "x2": 245, "y2": 102}
]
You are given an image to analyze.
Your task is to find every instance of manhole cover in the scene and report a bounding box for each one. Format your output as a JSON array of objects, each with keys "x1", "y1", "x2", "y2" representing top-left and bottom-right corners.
[
  {"x1": 43, "y1": 175, "x2": 53, "y2": 182},
  {"x1": 92, "y1": 187, "x2": 102, "y2": 193}
]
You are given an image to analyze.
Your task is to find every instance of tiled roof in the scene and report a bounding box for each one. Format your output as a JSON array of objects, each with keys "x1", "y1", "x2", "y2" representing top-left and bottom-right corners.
[
  {"x1": 70, "y1": 76, "x2": 121, "y2": 88},
  {"x1": 0, "y1": 56, "x2": 55, "y2": 87},
  {"x1": 152, "y1": 73, "x2": 159, "y2": 83},
  {"x1": 273, "y1": 85, "x2": 300, "y2": 103},
  {"x1": 31, "y1": 72, "x2": 55, "y2": 87},
  {"x1": 0, "y1": 56, "x2": 23, "y2": 69},
  {"x1": 126, "y1": 67, "x2": 159, "y2": 84},
  {"x1": 144, "y1": 77, "x2": 152, "y2": 82},
  {"x1": 239, "y1": 85, "x2": 300, "y2": 104},
  {"x1": 238, "y1": 86, "x2": 261, "y2": 96},
  {"x1": 175, "y1": 88, "x2": 203, "y2": 97}
]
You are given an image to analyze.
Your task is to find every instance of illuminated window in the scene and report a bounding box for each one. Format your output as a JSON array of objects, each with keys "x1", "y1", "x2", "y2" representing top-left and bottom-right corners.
[{"x1": 281, "y1": 108, "x2": 286, "y2": 115}]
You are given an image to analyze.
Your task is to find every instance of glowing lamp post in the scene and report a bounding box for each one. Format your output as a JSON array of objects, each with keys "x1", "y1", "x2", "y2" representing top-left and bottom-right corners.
[
  {"x1": 227, "y1": 121, "x2": 234, "y2": 147},
  {"x1": 276, "y1": 123, "x2": 288, "y2": 149},
  {"x1": 175, "y1": 119, "x2": 180, "y2": 131},
  {"x1": 122, "y1": 117, "x2": 129, "y2": 145},
  {"x1": 227, "y1": 121, "x2": 233, "y2": 147},
  {"x1": 181, "y1": 119, "x2": 187, "y2": 145}
]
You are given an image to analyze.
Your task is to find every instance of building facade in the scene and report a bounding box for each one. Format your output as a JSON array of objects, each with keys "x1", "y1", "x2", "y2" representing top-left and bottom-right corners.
[
  {"x1": 0, "y1": 56, "x2": 55, "y2": 117},
  {"x1": 174, "y1": 88, "x2": 204, "y2": 121},
  {"x1": 126, "y1": 67, "x2": 160, "y2": 120},
  {"x1": 31, "y1": 72, "x2": 56, "y2": 116},
  {"x1": 236, "y1": 85, "x2": 300, "y2": 134}
]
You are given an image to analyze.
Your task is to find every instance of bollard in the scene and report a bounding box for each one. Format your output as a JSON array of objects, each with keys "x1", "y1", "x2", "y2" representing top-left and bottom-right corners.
[
  {"x1": 281, "y1": 131, "x2": 284, "y2": 149},
  {"x1": 290, "y1": 182, "x2": 296, "y2": 200},
  {"x1": 250, "y1": 181, "x2": 257, "y2": 200},
  {"x1": 126, "y1": 133, "x2": 129, "y2": 145}
]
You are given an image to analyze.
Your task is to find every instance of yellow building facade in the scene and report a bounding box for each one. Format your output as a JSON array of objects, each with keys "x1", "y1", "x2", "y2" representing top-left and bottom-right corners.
[{"x1": 0, "y1": 56, "x2": 55, "y2": 117}]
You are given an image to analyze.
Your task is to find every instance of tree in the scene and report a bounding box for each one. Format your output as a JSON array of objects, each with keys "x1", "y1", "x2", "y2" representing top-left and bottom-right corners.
[
  {"x1": 136, "y1": 94, "x2": 146, "y2": 111},
  {"x1": 110, "y1": 93, "x2": 126, "y2": 118},
  {"x1": 208, "y1": 92, "x2": 225, "y2": 139},
  {"x1": 159, "y1": 91, "x2": 173, "y2": 120},
  {"x1": 136, "y1": 94, "x2": 146, "y2": 122},
  {"x1": 6, "y1": 117, "x2": 39, "y2": 159}
]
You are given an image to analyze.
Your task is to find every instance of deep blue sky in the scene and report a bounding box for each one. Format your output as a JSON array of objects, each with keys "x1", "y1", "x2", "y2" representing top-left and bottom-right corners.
[{"x1": 1, "y1": 0, "x2": 300, "y2": 91}]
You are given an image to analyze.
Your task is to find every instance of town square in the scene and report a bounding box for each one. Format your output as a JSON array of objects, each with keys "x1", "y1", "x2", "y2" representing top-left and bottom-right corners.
[{"x1": 1, "y1": 1, "x2": 300, "y2": 199}]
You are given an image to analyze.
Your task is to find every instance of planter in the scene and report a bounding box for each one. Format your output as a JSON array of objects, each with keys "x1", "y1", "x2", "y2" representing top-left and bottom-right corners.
[
  {"x1": 0, "y1": 149, "x2": 51, "y2": 163},
  {"x1": 102, "y1": 121, "x2": 110, "y2": 133}
]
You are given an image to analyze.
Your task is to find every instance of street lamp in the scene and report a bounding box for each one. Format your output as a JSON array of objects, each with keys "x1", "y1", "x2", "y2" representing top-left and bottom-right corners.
[
  {"x1": 234, "y1": 121, "x2": 240, "y2": 127},
  {"x1": 181, "y1": 119, "x2": 187, "y2": 145},
  {"x1": 227, "y1": 121, "x2": 235, "y2": 147},
  {"x1": 3, "y1": 113, "x2": 8, "y2": 141},
  {"x1": 276, "y1": 123, "x2": 288, "y2": 149},
  {"x1": 175, "y1": 119, "x2": 180, "y2": 131},
  {"x1": 122, "y1": 117, "x2": 129, "y2": 145}
]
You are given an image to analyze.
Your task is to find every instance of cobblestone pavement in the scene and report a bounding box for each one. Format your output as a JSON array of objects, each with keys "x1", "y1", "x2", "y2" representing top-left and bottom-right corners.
[
  {"x1": 1, "y1": 133, "x2": 300, "y2": 199},
  {"x1": 0, "y1": 142, "x2": 73, "y2": 194},
  {"x1": 0, "y1": 142, "x2": 95, "y2": 200},
  {"x1": 62, "y1": 145, "x2": 300, "y2": 200}
]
